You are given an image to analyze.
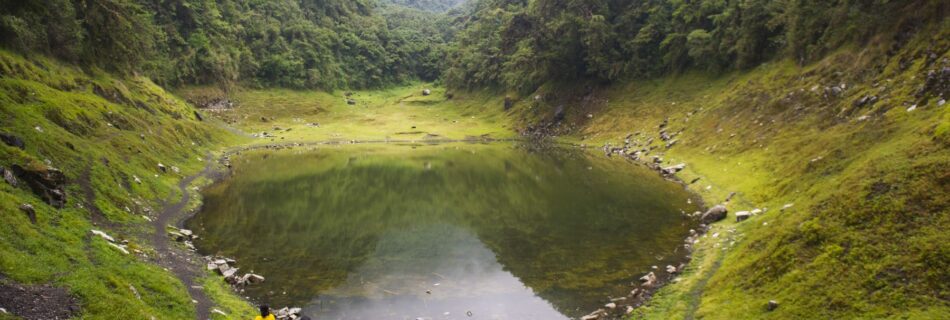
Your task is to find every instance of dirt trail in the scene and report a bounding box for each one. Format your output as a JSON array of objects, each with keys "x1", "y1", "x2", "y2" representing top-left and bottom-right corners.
[{"x1": 150, "y1": 157, "x2": 216, "y2": 320}]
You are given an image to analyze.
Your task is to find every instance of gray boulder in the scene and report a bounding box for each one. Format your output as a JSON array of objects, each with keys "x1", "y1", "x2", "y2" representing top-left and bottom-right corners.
[{"x1": 701, "y1": 205, "x2": 728, "y2": 224}]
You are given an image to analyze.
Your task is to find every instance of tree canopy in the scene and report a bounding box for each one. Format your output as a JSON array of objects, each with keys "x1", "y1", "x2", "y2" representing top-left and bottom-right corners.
[
  {"x1": 1, "y1": 0, "x2": 945, "y2": 91},
  {"x1": 443, "y1": 0, "x2": 947, "y2": 91}
]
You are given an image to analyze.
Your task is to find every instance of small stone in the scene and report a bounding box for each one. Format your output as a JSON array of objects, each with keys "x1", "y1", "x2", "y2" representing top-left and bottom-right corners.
[
  {"x1": 222, "y1": 267, "x2": 238, "y2": 279},
  {"x1": 2, "y1": 167, "x2": 16, "y2": 186},
  {"x1": 735, "y1": 211, "x2": 752, "y2": 222},
  {"x1": 211, "y1": 309, "x2": 227, "y2": 316},
  {"x1": 906, "y1": 105, "x2": 917, "y2": 112},
  {"x1": 246, "y1": 274, "x2": 265, "y2": 284},
  {"x1": 19, "y1": 203, "x2": 36, "y2": 224},
  {"x1": 767, "y1": 300, "x2": 779, "y2": 311},
  {"x1": 661, "y1": 163, "x2": 686, "y2": 175},
  {"x1": 158, "y1": 163, "x2": 167, "y2": 173},
  {"x1": 639, "y1": 272, "x2": 658, "y2": 287},
  {"x1": 666, "y1": 265, "x2": 677, "y2": 274},
  {"x1": 91, "y1": 229, "x2": 116, "y2": 242},
  {"x1": 108, "y1": 243, "x2": 130, "y2": 254},
  {"x1": 422, "y1": 89, "x2": 431, "y2": 96},
  {"x1": 605, "y1": 302, "x2": 616, "y2": 309},
  {"x1": 781, "y1": 203, "x2": 794, "y2": 211}
]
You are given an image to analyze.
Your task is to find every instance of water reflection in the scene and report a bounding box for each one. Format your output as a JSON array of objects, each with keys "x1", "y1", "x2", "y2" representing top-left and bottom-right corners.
[
  {"x1": 187, "y1": 143, "x2": 700, "y2": 319},
  {"x1": 307, "y1": 224, "x2": 567, "y2": 319}
]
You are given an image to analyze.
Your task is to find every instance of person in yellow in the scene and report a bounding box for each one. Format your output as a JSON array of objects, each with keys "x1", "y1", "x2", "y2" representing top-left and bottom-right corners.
[{"x1": 254, "y1": 305, "x2": 275, "y2": 320}]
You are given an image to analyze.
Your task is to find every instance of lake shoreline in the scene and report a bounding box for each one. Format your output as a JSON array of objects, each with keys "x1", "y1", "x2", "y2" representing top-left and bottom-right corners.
[{"x1": 181, "y1": 140, "x2": 706, "y2": 320}]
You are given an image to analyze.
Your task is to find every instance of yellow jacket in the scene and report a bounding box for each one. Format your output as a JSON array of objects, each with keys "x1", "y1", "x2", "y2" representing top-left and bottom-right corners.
[{"x1": 254, "y1": 315, "x2": 276, "y2": 320}]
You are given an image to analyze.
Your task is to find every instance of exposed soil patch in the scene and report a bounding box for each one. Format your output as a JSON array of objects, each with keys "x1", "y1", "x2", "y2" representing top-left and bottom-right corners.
[{"x1": 0, "y1": 275, "x2": 79, "y2": 320}]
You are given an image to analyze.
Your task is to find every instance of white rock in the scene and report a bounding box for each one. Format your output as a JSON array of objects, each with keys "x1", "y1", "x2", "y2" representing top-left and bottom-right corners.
[
  {"x1": 108, "y1": 243, "x2": 130, "y2": 255},
  {"x1": 211, "y1": 309, "x2": 227, "y2": 316},
  {"x1": 91, "y1": 229, "x2": 116, "y2": 243},
  {"x1": 605, "y1": 302, "x2": 617, "y2": 309},
  {"x1": 735, "y1": 211, "x2": 752, "y2": 222}
]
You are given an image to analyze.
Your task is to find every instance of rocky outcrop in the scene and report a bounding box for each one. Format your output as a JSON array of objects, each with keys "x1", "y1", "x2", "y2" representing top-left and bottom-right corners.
[{"x1": 11, "y1": 164, "x2": 67, "y2": 209}]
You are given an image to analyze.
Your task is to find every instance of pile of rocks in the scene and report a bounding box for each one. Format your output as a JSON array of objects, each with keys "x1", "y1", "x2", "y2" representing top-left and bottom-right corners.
[
  {"x1": 167, "y1": 226, "x2": 198, "y2": 251},
  {"x1": 272, "y1": 307, "x2": 304, "y2": 320},
  {"x1": 204, "y1": 256, "x2": 265, "y2": 287}
]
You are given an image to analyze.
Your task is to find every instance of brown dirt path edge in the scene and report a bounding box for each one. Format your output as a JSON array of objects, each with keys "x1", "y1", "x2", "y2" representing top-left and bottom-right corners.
[{"x1": 150, "y1": 156, "x2": 217, "y2": 320}]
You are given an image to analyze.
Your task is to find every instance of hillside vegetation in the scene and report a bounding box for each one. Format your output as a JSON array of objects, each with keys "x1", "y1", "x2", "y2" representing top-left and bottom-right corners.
[
  {"x1": 0, "y1": 49, "x2": 249, "y2": 318},
  {"x1": 0, "y1": 0, "x2": 947, "y2": 319},
  {"x1": 0, "y1": 0, "x2": 456, "y2": 89},
  {"x1": 497, "y1": 21, "x2": 949, "y2": 319}
]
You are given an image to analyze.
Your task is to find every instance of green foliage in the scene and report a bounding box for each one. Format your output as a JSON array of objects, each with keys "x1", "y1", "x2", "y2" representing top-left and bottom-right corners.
[
  {"x1": 0, "y1": 0, "x2": 455, "y2": 90},
  {"x1": 444, "y1": 0, "x2": 947, "y2": 91},
  {"x1": 382, "y1": 0, "x2": 467, "y2": 12}
]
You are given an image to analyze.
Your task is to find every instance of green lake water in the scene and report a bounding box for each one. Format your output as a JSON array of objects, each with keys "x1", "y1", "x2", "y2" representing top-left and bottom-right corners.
[{"x1": 186, "y1": 142, "x2": 701, "y2": 319}]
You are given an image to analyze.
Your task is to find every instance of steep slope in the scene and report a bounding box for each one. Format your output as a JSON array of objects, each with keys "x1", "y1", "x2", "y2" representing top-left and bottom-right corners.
[
  {"x1": 0, "y1": 50, "x2": 249, "y2": 319},
  {"x1": 500, "y1": 22, "x2": 949, "y2": 319}
]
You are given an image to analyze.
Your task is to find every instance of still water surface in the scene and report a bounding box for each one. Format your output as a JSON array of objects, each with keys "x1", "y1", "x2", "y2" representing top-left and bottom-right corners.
[{"x1": 187, "y1": 143, "x2": 700, "y2": 319}]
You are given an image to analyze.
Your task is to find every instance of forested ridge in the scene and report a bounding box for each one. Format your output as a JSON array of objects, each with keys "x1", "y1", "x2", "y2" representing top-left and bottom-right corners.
[
  {"x1": 2, "y1": 0, "x2": 945, "y2": 92},
  {"x1": 0, "y1": 0, "x2": 456, "y2": 89},
  {"x1": 445, "y1": 0, "x2": 947, "y2": 91}
]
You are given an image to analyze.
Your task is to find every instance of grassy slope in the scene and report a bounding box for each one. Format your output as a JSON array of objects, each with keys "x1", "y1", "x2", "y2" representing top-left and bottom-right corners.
[
  {"x1": 177, "y1": 85, "x2": 517, "y2": 144},
  {"x1": 529, "y1": 25, "x2": 950, "y2": 319},
  {"x1": 0, "y1": 50, "x2": 255, "y2": 319}
]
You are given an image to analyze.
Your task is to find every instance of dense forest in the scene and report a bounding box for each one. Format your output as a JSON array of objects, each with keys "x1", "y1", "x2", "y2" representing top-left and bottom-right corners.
[
  {"x1": 0, "y1": 0, "x2": 455, "y2": 89},
  {"x1": 2, "y1": 0, "x2": 945, "y2": 92},
  {"x1": 444, "y1": 0, "x2": 947, "y2": 91}
]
